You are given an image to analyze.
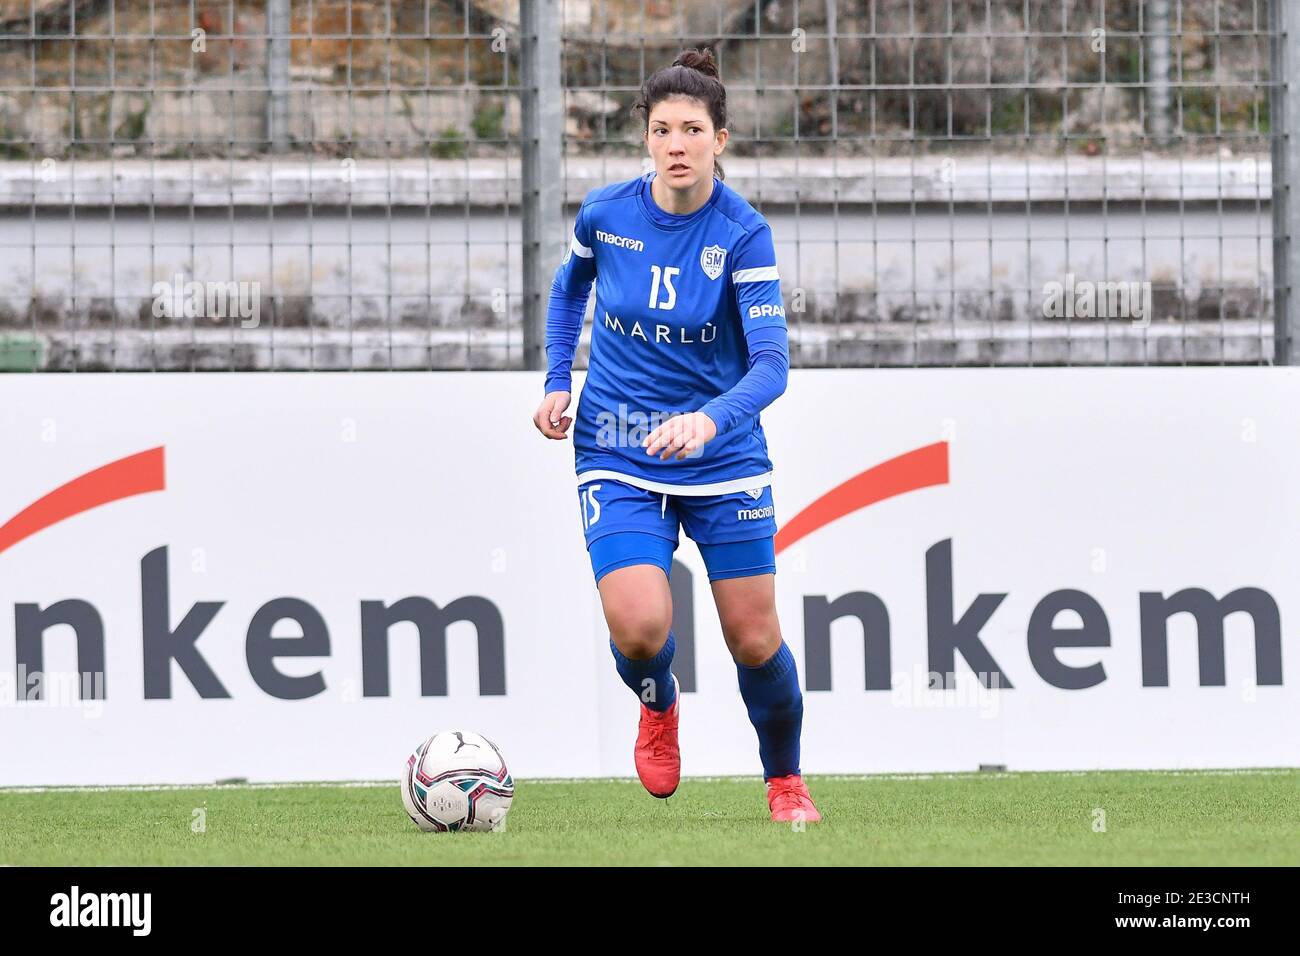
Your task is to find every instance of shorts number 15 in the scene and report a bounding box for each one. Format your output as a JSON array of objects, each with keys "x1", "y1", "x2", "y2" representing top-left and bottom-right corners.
[{"x1": 580, "y1": 483, "x2": 602, "y2": 529}]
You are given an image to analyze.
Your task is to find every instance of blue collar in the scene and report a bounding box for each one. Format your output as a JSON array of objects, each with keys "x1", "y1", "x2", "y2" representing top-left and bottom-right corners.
[{"x1": 638, "y1": 172, "x2": 720, "y2": 229}]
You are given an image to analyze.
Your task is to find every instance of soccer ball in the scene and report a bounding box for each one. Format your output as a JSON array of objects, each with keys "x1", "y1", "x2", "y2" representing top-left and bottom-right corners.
[{"x1": 401, "y1": 730, "x2": 515, "y2": 832}]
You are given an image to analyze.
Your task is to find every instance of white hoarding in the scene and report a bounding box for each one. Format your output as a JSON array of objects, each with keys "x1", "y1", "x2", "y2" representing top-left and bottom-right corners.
[{"x1": 0, "y1": 369, "x2": 1296, "y2": 785}]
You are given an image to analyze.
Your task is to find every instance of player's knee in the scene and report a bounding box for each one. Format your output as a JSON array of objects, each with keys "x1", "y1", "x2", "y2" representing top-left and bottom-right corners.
[
  {"x1": 603, "y1": 590, "x2": 670, "y2": 658},
  {"x1": 599, "y1": 565, "x2": 672, "y2": 658},
  {"x1": 727, "y1": 627, "x2": 782, "y2": 668},
  {"x1": 606, "y1": 604, "x2": 672, "y2": 659}
]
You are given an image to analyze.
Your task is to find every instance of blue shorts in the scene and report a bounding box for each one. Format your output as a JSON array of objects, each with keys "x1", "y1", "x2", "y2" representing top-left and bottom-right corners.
[{"x1": 577, "y1": 478, "x2": 778, "y2": 584}]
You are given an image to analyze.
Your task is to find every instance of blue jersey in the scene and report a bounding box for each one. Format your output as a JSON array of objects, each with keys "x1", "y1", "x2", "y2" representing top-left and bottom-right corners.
[{"x1": 545, "y1": 172, "x2": 789, "y2": 495}]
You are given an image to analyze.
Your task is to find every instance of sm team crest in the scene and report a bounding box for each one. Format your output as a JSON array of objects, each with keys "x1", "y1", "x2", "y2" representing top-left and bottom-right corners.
[{"x1": 699, "y1": 244, "x2": 727, "y2": 280}]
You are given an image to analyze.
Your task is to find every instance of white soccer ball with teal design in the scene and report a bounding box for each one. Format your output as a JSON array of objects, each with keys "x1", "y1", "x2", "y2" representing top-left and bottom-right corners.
[{"x1": 401, "y1": 730, "x2": 514, "y2": 833}]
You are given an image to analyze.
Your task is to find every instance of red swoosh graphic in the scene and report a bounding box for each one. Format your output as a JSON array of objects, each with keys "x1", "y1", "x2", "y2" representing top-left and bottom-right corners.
[
  {"x1": 774, "y1": 441, "x2": 949, "y2": 555},
  {"x1": 0, "y1": 447, "x2": 166, "y2": 556}
]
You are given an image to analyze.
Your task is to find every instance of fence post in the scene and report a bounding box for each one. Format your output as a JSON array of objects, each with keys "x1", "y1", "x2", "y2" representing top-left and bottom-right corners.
[
  {"x1": 267, "y1": 0, "x2": 291, "y2": 153},
  {"x1": 520, "y1": 0, "x2": 563, "y2": 373},
  {"x1": 1147, "y1": 0, "x2": 1173, "y2": 147},
  {"x1": 1272, "y1": 0, "x2": 1300, "y2": 364}
]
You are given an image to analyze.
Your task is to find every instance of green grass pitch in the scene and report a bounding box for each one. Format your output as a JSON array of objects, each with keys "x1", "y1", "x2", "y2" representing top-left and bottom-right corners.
[{"x1": 2, "y1": 769, "x2": 1296, "y2": 866}]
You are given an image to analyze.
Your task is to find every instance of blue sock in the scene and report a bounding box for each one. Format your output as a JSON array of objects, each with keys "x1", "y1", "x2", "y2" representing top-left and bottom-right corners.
[
  {"x1": 736, "y1": 641, "x2": 803, "y2": 780},
  {"x1": 610, "y1": 630, "x2": 678, "y2": 712}
]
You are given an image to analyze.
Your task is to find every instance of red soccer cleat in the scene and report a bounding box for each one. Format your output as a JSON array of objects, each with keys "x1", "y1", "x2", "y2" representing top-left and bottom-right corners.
[
  {"x1": 766, "y1": 774, "x2": 822, "y2": 823},
  {"x1": 634, "y1": 674, "x2": 681, "y2": 798}
]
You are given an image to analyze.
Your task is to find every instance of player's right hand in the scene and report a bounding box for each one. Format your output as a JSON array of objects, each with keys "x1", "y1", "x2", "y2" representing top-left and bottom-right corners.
[{"x1": 534, "y1": 390, "x2": 573, "y2": 440}]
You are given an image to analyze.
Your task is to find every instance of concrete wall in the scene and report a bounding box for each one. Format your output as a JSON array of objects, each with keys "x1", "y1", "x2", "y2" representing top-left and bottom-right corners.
[{"x1": 0, "y1": 157, "x2": 1276, "y2": 369}]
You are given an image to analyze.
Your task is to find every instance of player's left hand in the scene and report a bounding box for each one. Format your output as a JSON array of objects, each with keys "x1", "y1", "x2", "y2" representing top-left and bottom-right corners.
[{"x1": 643, "y1": 412, "x2": 717, "y2": 461}]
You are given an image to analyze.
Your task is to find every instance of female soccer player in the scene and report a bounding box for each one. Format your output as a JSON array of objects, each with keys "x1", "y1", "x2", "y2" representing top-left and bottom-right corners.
[{"x1": 532, "y1": 48, "x2": 819, "y2": 823}]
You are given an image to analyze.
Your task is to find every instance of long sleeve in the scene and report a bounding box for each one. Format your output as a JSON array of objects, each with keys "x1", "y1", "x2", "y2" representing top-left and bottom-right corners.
[
  {"x1": 543, "y1": 199, "x2": 597, "y2": 395},
  {"x1": 697, "y1": 223, "x2": 789, "y2": 436},
  {"x1": 697, "y1": 325, "x2": 788, "y2": 436},
  {"x1": 544, "y1": 278, "x2": 592, "y2": 394}
]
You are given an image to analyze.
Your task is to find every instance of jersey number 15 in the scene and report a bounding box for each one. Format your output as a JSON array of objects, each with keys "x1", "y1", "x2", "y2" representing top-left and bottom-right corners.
[{"x1": 648, "y1": 265, "x2": 679, "y2": 311}]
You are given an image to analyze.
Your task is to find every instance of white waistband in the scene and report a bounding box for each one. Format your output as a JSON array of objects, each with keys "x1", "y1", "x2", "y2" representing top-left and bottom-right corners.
[{"x1": 575, "y1": 469, "x2": 774, "y2": 497}]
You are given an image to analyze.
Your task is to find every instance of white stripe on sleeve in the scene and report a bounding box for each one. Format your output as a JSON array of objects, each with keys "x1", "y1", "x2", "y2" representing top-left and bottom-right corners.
[{"x1": 732, "y1": 265, "x2": 779, "y2": 283}]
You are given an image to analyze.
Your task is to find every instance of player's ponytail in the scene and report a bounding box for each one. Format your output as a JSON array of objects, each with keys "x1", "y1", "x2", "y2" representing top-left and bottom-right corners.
[{"x1": 634, "y1": 47, "x2": 727, "y2": 181}]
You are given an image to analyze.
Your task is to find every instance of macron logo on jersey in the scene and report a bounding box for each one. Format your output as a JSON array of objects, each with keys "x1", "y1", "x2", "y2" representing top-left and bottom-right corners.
[{"x1": 595, "y1": 229, "x2": 644, "y2": 252}]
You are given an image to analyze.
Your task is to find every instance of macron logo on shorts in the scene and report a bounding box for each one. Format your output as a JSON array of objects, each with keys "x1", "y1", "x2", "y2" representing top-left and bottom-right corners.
[{"x1": 737, "y1": 505, "x2": 775, "y2": 521}]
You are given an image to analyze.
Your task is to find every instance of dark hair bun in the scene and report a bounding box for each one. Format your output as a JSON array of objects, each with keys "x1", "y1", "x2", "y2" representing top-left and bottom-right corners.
[{"x1": 673, "y1": 47, "x2": 719, "y2": 80}]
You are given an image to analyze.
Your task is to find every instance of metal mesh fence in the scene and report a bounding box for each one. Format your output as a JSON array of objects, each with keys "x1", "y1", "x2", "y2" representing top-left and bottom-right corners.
[{"x1": 0, "y1": 0, "x2": 1286, "y2": 370}]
